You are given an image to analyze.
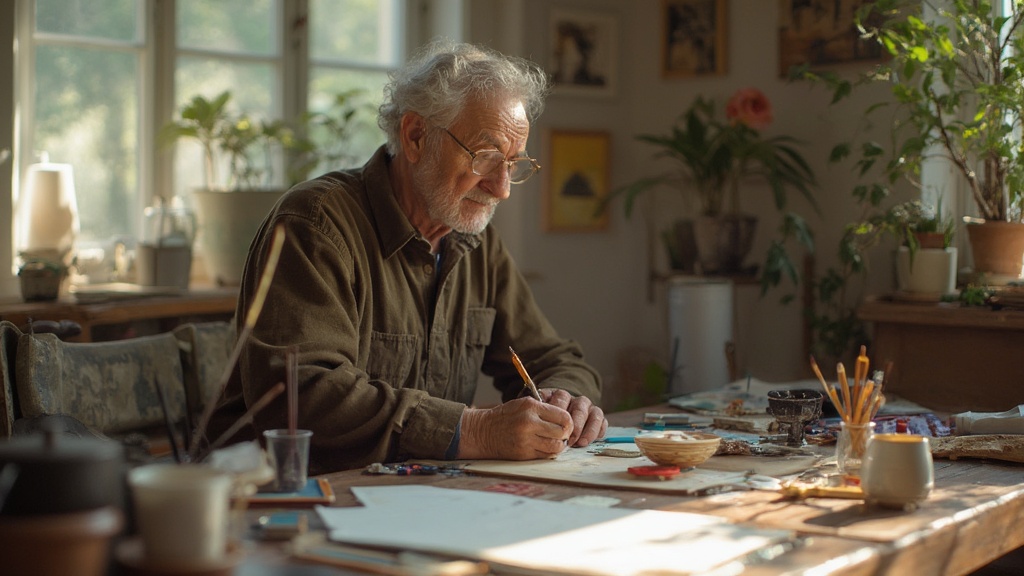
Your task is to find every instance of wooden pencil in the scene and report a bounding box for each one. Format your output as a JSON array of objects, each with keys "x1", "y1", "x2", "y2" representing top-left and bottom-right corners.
[
  {"x1": 509, "y1": 347, "x2": 542, "y2": 401},
  {"x1": 837, "y1": 363, "x2": 852, "y2": 419}
]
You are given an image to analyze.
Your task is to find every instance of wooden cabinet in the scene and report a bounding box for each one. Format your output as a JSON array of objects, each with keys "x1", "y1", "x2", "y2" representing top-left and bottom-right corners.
[
  {"x1": 0, "y1": 287, "x2": 237, "y2": 342},
  {"x1": 858, "y1": 298, "x2": 1024, "y2": 412}
]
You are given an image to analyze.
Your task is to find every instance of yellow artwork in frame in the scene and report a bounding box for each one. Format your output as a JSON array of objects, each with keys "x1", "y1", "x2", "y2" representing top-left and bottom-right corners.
[{"x1": 545, "y1": 130, "x2": 610, "y2": 232}]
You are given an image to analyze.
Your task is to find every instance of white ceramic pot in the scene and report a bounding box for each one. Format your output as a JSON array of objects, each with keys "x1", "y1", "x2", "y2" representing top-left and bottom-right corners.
[
  {"x1": 193, "y1": 188, "x2": 285, "y2": 286},
  {"x1": 895, "y1": 246, "x2": 957, "y2": 295},
  {"x1": 861, "y1": 433, "x2": 934, "y2": 509}
]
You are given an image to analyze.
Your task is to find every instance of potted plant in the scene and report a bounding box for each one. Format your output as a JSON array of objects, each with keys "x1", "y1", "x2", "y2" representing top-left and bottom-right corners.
[
  {"x1": 161, "y1": 90, "x2": 371, "y2": 285},
  {"x1": 797, "y1": 0, "x2": 1024, "y2": 279},
  {"x1": 808, "y1": 193, "x2": 958, "y2": 363},
  {"x1": 849, "y1": 199, "x2": 958, "y2": 297},
  {"x1": 610, "y1": 87, "x2": 818, "y2": 295},
  {"x1": 17, "y1": 256, "x2": 70, "y2": 302}
]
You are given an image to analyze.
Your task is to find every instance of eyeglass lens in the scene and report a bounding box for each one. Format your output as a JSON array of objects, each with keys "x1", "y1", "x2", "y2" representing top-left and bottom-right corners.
[{"x1": 471, "y1": 151, "x2": 537, "y2": 184}]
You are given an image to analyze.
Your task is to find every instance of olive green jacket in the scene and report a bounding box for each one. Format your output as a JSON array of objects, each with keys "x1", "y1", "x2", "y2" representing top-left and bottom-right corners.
[{"x1": 209, "y1": 147, "x2": 601, "y2": 474}]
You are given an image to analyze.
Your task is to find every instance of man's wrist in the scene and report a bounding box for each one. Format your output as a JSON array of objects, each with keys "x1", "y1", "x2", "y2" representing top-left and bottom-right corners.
[{"x1": 455, "y1": 407, "x2": 484, "y2": 459}]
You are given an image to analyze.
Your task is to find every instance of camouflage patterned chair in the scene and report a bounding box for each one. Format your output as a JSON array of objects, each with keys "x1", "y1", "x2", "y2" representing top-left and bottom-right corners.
[
  {"x1": 5, "y1": 320, "x2": 235, "y2": 442},
  {"x1": 13, "y1": 328, "x2": 189, "y2": 436}
]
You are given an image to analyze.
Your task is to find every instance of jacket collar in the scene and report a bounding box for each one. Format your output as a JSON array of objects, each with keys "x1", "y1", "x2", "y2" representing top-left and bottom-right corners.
[{"x1": 364, "y1": 146, "x2": 482, "y2": 260}]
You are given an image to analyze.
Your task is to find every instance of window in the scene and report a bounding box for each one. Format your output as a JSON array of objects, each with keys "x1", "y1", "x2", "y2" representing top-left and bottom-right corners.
[
  {"x1": 21, "y1": 0, "x2": 146, "y2": 250},
  {"x1": 16, "y1": 0, "x2": 402, "y2": 278}
]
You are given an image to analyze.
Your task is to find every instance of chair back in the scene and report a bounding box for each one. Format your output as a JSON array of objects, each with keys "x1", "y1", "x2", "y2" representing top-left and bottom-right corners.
[
  {"x1": 174, "y1": 321, "x2": 236, "y2": 422},
  {"x1": 0, "y1": 321, "x2": 21, "y2": 437},
  {"x1": 15, "y1": 330, "x2": 188, "y2": 434}
]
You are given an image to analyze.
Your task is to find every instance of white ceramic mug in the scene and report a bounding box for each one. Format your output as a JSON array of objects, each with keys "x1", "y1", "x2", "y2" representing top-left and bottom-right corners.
[
  {"x1": 128, "y1": 463, "x2": 232, "y2": 566},
  {"x1": 861, "y1": 433, "x2": 934, "y2": 509}
]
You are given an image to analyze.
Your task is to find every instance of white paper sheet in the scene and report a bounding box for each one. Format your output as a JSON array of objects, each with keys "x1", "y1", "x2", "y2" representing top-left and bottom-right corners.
[{"x1": 316, "y1": 485, "x2": 794, "y2": 576}]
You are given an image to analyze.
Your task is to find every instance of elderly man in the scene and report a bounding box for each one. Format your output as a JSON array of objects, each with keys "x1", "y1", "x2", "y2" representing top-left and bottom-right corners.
[{"x1": 208, "y1": 39, "x2": 607, "y2": 474}]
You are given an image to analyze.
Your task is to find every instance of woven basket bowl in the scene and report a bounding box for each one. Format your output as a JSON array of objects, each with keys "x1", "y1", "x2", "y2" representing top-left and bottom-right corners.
[{"x1": 634, "y1": 431, "x2": 721, "y2": 468}]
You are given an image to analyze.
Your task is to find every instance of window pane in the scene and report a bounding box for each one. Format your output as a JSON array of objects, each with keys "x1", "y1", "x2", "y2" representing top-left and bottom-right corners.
[
  {"x1": 32, "y1": 45, "x2": 139, "y2": 244},
  {"x1": 177, "y1": 0, "x2": 277, "y2": 55},
  {"x1": 35, "y1": 0, "x2": 140, "y2": 42},
  {"x1": 308, "y1": 67, "x2": 388, "y2": 173},
  {"x1": 310, "y1": 0, "x2": 401, "y2": 65},
  {"x1": 173, "y1": 57, "x2": 279, "y2": 196}
]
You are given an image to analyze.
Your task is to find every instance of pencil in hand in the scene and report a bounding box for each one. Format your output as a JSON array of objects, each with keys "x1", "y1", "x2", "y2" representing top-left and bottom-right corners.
[{"x1": 509, "y1": 346, "x2": 542, "y2": 401}]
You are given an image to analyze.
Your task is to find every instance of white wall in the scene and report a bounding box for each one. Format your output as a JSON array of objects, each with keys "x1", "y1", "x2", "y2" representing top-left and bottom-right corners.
[
  {"x1": 465, "y1": 0, "x2": 898, "y2": 404},
  {"x1": 0, "y1": 0, "x2": 899, "y2": 405}
]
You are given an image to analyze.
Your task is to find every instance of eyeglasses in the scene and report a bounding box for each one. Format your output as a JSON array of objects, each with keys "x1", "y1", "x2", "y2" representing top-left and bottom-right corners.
[{"x1": 441, "y1": 128, "x2": 541, "y2": 184}]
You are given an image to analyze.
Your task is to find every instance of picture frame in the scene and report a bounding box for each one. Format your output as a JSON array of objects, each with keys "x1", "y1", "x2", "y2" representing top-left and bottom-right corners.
[
  {"x1": 662, "y1": 0, "x2": 728, "y2": 77},
  {"x1": 548, "y1": 8, "x2": 618, "y2": 97},
  {"x1": 777, "y1": 0, "x2": 885, "y2": 77},
  {"x1": 544, "y1": 130, "x2": 611, "y2": 233}
]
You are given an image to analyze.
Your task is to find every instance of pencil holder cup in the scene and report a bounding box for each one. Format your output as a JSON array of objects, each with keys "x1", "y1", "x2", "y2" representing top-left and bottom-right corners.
[
  {"x1": 861, "y1": 433, "x2": 933, "y2": 509},
  {"x1": 263, "y1": 429, "x2": 312, "y2": 493},
  {"x1": 836, "y1": 421, "x2": 875, "y2": 478}
]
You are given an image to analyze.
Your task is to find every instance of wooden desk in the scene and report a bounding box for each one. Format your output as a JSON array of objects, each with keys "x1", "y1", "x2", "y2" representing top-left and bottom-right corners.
[
  {"x1": 857, "y1": 298, "x2": 1024, "y2": 412},
  {"x1": 271, "y1": 406, "x2": 1024, "y2": 575},
  {"x1": 0, "y1": 287, "x2": 237, "y2": 342}
]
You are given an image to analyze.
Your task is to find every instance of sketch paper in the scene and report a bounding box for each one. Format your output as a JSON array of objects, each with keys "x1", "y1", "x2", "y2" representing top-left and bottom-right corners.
[
  {"x1": 317, "y1": 485, "x2": 793, "y2": 576},
  {"x1": 459, "y1": 426, "x2": 817, "y2": 491}
]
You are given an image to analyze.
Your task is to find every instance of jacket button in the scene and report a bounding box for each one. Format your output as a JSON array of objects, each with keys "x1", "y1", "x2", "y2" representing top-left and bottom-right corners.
[{"x1": 423, "y1": 264, "x2": 433, "y2": 275}]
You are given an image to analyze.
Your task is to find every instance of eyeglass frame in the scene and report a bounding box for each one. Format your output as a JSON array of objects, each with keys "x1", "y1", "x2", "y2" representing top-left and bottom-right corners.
[{"x1": 439, "y1": 127, "x2": 541, "y2": 184}]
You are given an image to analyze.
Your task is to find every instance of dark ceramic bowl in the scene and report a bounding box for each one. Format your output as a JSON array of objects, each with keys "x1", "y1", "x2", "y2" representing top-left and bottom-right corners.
[{"x1": 0, "y1": 430, "x2": 125, "y2": 516}]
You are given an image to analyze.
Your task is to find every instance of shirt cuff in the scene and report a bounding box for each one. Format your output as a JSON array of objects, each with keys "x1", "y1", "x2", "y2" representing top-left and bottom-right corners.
[{"x1": 444, "y1": 419, "x2": 461, "y2": 460}]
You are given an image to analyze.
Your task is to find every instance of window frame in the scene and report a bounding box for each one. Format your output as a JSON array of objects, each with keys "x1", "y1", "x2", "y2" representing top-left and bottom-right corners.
[{"x1": 12, "y1": 0, "x2": 412, "y2": 272}]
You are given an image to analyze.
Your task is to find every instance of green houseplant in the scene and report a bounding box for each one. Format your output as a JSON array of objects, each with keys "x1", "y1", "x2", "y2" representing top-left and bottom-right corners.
[
  {"x1": 611, "y1": 87, "x2": 818, "y2": 296},
  {"x1": 161, "y1": 90, "x2": 371, "y2": 285},
  {"x1": 798, "y1": 0, "x2": 1024, "y2": 278},
  {"x1": 160, "y1": 91, "x2": 307, "y2": 191},
  {"x1": 809, "y1": 192, "x2": 958, "y2": 363}
]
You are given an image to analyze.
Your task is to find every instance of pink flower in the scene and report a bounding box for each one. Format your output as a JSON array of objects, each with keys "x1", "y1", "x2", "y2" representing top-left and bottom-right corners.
[{"x1": 726, "y1": 88, "x2": 773, "y2": 130}]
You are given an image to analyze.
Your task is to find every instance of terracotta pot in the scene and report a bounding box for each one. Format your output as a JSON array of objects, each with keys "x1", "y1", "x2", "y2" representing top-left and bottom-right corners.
[
  {"x1": 0, "y1": 506, "x2": 123, "y2": 576},
  {"x1": 693, "y1": 214, "x2": 758, "y2": 275},
  {"x1": 966, "y1": 221, "x2": 1024, "y2": 278},
  {"x1": 913, "y1": 232, "x2": 947, "y2": 250}
]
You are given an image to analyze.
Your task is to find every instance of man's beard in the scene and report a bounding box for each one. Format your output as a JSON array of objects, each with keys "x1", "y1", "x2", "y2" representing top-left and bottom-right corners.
[{"x1": 415, "y1": 150, "x2": 497, "y2": 234}]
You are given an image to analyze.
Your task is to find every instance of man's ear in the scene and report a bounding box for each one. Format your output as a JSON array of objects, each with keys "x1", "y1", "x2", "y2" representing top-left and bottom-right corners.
[{"x1": 399, "y1": 112, "x2": 428, "y2": 164}]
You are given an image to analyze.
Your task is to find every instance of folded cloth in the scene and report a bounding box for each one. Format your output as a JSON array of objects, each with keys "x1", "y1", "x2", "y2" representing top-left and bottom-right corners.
[{"x1": 954, "y1": 406, "x2": 1024, "y2": 435}]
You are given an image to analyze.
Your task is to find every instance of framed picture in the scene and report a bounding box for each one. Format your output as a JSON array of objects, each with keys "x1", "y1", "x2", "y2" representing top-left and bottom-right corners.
[
  {"x1": 778, "y1": 0, "x2": 885, "y2": 77},
  {"x1": 549, "y1": 8, "x2": 618, "y2": 97},
  {"x1": 662, "y1": 0, "x2": 728, "y2": 77},
  {"x1": 544, "y1": 130, "x2": 611, "y2": 232}
]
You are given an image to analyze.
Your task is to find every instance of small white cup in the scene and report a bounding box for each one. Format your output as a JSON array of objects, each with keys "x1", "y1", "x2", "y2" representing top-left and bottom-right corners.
[
  {"x1": 861, "y1": 433, "x2": 934, "y2": 509},
  {"x1": 128, "y1": 463, "x2": 233, "y2": 566}
]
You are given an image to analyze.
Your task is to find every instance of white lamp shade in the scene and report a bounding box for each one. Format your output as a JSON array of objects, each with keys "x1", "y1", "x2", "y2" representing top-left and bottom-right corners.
[{"x1": 16, "y1": 162, "x2": 80, "y2": 259}]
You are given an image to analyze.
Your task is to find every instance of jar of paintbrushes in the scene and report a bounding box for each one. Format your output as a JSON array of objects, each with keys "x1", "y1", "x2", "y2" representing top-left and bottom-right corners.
[{"x1": 811, "y1": 346, "x2": 888, "y2": 480}]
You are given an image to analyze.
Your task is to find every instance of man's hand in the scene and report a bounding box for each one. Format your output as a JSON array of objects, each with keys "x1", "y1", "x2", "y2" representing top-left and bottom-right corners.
[
  {"x1": 539, "y1": 389, "x2": 607, "y2": 447},
  {"x1": 457, "y1": 398, "x2": 572, "y2": 460}
]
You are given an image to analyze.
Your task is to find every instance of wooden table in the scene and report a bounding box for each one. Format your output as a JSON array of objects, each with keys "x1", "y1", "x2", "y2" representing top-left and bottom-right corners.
[
  {"x1": 255, "y1": 406, "x2": 1024, "y2": 575},
  {"x1": 0, "y1": 286, "x2": 237, "y2": 341},
  {"x1": 857, "y1": 298, "x2": 1024, "y2": 412}
]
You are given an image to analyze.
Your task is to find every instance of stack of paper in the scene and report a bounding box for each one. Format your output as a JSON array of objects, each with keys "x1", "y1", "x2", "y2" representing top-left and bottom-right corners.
[{"x1": 317, "y1": 485, "x2": 795, "y2": 575}]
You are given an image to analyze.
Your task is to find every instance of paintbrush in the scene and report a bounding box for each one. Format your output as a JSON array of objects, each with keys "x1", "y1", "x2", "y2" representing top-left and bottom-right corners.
[
  {"x1": 189, "y1": 224, "x2": 287, "y2": 460},
  {"x1": 508, "y1": 346, "x2": 542, "y2": 401}
]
